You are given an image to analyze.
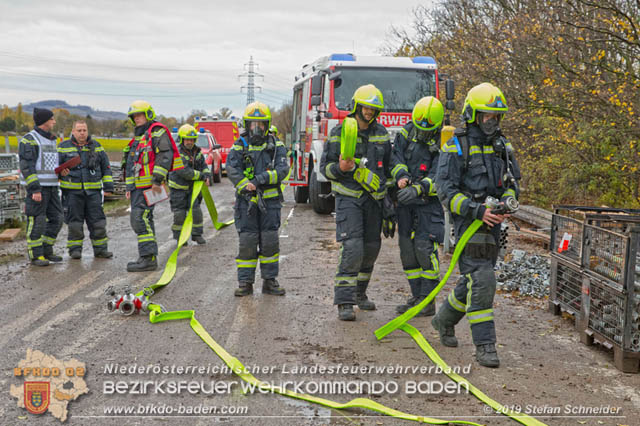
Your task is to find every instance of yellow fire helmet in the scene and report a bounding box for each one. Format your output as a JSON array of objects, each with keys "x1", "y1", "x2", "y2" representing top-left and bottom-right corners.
[
  {"x1": 351, "y1": 84, "x2": 384, "y2": 121},
  {"x1": 243, "y1": 102, "x2": 271, "y2": 136},
  {"x1": 178, "y1": 124, "x2": 198, "y2": 142},
  {"x1": 412, "y1": 96, "x2": 444, "y2": 131},
  {"x1": 461, "y1": 83, "x2": 508, "y2": 123},
  {"x1": 127, "y1": 100, "x2": 156, "y2": 124}
]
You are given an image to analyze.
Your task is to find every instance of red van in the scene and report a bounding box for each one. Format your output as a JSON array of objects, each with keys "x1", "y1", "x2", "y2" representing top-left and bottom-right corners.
[{"x1": 194, "y1": 117, "x2": 240, "y2": 174}]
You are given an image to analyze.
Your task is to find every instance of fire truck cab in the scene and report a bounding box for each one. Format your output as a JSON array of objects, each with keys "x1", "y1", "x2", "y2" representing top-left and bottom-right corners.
[{"x1": 287, "y1": 53, "x2": 454, "y2": 214}]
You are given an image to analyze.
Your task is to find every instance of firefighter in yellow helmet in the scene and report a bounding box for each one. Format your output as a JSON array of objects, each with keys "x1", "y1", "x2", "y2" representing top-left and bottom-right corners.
[
  {"x1": 319, "y1": 84, "x2": 392, "y2": 321},
  {"x1": 226, "y1": 102, "x2": 290, "y2": 296},
  {"x1": 124, "y1": 100, "x2": 184, "y2": 272},
  {"x1": 168, "y1": 124, "x2": 211, "y2": 245},
  {"x1": 389, "y1": 96, "x2": 445, "y2": 317},
  {"x1": 432, "y1": 83, "x2": 521, "y2": 368}
]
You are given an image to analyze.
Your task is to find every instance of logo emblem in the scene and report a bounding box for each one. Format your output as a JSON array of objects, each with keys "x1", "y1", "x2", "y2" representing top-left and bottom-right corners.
[{"x1": 25, "y1": 382, "x2": 50, "y2": 415}]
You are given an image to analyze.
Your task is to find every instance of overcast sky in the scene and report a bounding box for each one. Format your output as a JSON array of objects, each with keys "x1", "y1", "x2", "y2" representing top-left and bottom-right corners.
[{"x1": 0, "y1": 0, "x2": 427, "y2": 119}]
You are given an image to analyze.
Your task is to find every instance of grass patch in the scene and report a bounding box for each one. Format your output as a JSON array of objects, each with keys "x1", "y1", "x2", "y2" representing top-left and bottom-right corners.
[
  {"x1": 0, "y1": 252, "x2": 22, "y2": 265},
  {"x1": 95, "y1": 138, "x2": 130, "y2": 152}
]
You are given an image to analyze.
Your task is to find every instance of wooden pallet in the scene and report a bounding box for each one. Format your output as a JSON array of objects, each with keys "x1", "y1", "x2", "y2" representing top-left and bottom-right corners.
[{"x1": 580, "y1": 328, "x2": 640, "y2": 373}]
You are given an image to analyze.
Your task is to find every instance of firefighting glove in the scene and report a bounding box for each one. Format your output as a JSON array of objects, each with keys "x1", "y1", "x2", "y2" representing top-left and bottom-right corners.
[
  {"x1": 382, "y1": 194, "x2": 396, "y2": 238},
  {"x1": 397, "y1": 184, "x2": 422, "y2": 204},
  {"x1": 353, "y1": 168, "x2": 380, "y2": 193},
  {"x1": 201, "y1": 171, "x2": 212, "y2": 181}
]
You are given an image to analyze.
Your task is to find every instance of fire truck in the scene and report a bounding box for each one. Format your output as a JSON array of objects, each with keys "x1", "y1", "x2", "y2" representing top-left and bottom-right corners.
[
  {"x1": 287, "y1": 53, "x2": 455, "y2": 214},
  {"x1": 194, "y1": 117, "x2": 240, "y2": 173}
]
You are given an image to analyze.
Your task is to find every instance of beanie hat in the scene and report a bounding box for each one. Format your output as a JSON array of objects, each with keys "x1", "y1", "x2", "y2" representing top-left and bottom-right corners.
[{"x1": 33, "y1": 107, "x2": 54, "y2": 126}]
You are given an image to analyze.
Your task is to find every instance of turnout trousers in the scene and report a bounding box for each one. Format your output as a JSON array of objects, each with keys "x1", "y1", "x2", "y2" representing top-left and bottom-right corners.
[
  {"x1": 25, "y1": 186, "x2": 63, "y2": 260},
  {"x1": 234, "y1": 197, "x2": 281, "y2": 283},
  {"x1": 434, "y1": 228, "x2": 499, "y2": 345},
  {"x1": 397, "y1": 204, "x2": 441, "y2": 303},
  {"x1": 130, "y1": 188, "x2": 157, "y2": 257},
  {"x1": 62, "y1": 189, "x2": 108, "y2": 255},
  {"x1": 333, "y1": 194, "x2": 382, "y2": 305}
]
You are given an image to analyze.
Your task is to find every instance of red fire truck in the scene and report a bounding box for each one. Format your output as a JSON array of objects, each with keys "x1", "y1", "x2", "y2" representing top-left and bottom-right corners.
[
  {"x1": 287, "y1": 54, "x2": 454, "y2": 214},
  {"x1": 194, "y1": 117, "x2": 240, "y2": 174}
]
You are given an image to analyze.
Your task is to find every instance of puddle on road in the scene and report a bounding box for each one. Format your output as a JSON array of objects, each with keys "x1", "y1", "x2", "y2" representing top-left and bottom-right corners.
[
  {"x1": 309, "y1": 235, "x2": 339, "y2": 252},
  {"x1": 281, "y1": 397, "x2": 332, "y2": 424}
]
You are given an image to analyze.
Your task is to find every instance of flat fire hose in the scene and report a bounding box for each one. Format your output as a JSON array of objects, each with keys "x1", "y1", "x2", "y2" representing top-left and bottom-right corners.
[
  {"x1": 134, "y1": 181, "x2": 481, "y2": 425},
  {"x1": 375, "y1": 220, "x2": 548, "y2": 426}
]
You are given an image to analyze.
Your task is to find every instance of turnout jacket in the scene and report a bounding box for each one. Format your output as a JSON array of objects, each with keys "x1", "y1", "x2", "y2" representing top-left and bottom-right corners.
[
  {"x1": 227, "y1": 132, "x2": 289, "y2": 203},
  {"x1": 168, "y1": 143, "x2": 209, "y2": 191},
  {"x1": 390, "y1": 122, "x2": 441, "y2": 206},
  {"x1": 57, "y1": 136, "x2": 114, "y2": 192},
  {"x1": 320, "y1": 119, "x2": 392, "y2": 201},
  {"x1": 124, "y1": 121, "x2": 175, "y2": 191},
  {"x1": 436, "y1": 124, "x2": 521, "y2": 222}
]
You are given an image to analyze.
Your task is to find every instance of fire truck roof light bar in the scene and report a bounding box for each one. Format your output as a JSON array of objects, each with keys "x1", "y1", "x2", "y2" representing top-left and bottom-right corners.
[
  {"x1": 412, "y1": 56, "x2": 436, "y2": 64},
  {"x1": 329, "y1": 53, "x2": 355, "y2": 61}
]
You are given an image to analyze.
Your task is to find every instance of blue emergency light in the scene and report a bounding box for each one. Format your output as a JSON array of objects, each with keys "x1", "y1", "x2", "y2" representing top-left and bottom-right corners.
[
  {"x1": 172, "y1": 127, "x2": 178, "y2": 132},
  {"x1": 199, "y1": 128, "x2": 205, "y2": 133},
  {"x1": 412, "y1": 56, "x2": 436, "y2": 65},
  {"x1": 329, "y1": 53, "x2": 355, "y2": 61}
]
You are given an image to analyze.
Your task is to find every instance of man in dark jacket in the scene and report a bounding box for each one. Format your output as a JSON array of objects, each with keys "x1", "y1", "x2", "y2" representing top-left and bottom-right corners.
[
  {"x1": 57, "y1": 120, "x2": 114, "y2": 259},
  {"x1": 227, "y1": 102, "x2": 289, "y2": 297},
  {"x1": 124, "y1": 100, "x2": 183, "y2": 272},
  {"x1": 169, "y1": 124, "x2": 211, "y2": 244},
  {"x1": 390, "y1": 97, "x2": 445, "y2": 317},
  {"x1": 19, "y1": 107, "x2": 63, "y2": 266},
  {"x1": 320, "y1": 84, "x2": 392, "y2": 321},
  {"x1": 432, "y1": 83, "x2": 521, "y2": 368}
]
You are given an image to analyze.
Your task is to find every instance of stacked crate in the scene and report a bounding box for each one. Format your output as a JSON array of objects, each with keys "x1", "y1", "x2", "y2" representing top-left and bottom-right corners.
[
  {"x1": 0, "y1": 154, "x2": 24, "y2": 224},
  {"x1": 549, "y1": 205, "x2": 640, "y2": 372}
]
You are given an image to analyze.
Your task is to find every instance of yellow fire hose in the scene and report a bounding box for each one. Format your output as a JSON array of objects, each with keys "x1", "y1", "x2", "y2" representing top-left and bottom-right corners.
[
  {"x1": 131, "y1": 182, "x2": 544, "y2": 425},
  {"x1": 132, "y1": 181, "x2": 480, "y2": 425},
  {"x1": 375, "y1": 220, "x2": 547, "y2": 426}
]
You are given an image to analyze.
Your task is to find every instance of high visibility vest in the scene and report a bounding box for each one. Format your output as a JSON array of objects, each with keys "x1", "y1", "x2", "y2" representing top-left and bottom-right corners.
[{"x1": 128, "y1": 122, "x2": 183, "y2": 188}]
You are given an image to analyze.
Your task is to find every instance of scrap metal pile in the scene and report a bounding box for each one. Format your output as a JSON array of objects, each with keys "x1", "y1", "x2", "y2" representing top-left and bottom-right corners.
[{"x1": 495, "y1": 249, "x2": 551, "y2": 298}]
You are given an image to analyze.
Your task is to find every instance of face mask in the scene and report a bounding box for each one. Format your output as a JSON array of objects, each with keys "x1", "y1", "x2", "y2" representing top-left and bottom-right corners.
[{"x1": 479, "y1": 117, "x2": 499, "y2": 136}]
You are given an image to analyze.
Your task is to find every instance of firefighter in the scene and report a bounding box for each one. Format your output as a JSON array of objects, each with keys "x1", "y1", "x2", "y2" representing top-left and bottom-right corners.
[
  {"x1": 432, "y1": 83, "x2": 521, "y2": 368},
  {"x1": 169, "y1": 124, "x2": 211, "y2": 244},
  {"x1": 390, "y1": 97, "x2": 445, "y2": 317},
  {"x1": 124, "y1": 100, "x2": 183, "y2": 272},
  {"x1": 57, "y1": 120, "x2": 114, "y2": 259},
  {"x1": 320, "y1": 84, "x2": 392, "y2": 321},
  {"x1": 269, "y1": 125, "x2": 279, "y2": 139},
  {"x1": 227, "y1": 102, "x2": 289, "y2": 296},
  {"x1": 19, "y1": 107, "x2": 64, "y2": 266}
]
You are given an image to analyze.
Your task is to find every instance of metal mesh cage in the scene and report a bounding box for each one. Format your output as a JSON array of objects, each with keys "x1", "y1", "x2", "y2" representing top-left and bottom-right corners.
[
  {"x1": 0, "y1": 154, "x2": 19, "y2": 171},
  {"x1": 551, "y1": 214, "x2": 583, "y2": 263},
  {"x1": 551, "y1": 256, "x2": 582, "y2": 314},
  {"x1": 583, "y1": 225, "x2": 629, "y2": 287},
  {"x1": 588, "y1": 276, "x2": 627, "y2": 347}
]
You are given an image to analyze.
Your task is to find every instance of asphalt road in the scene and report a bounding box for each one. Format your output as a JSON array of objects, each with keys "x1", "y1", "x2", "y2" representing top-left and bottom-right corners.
[{"x1": 1, "y1": 179, "x2": 639, "y2": 425}]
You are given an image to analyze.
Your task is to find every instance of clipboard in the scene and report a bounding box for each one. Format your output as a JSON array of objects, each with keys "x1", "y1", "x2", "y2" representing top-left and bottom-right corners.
[
  {"x1": 143, "y1": 185, "x2": 169, "y2": 206},
  {"x1": 55, "y1": 155, "x2": 81, "y2": 174}
]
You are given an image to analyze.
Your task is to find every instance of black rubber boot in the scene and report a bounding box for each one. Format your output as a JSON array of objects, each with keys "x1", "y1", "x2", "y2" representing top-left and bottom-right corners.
[
  {"x1": 43, "y1": 245, "x2": 62, "y2": 262},
  {"x1": 396, "y1": 297, "x2": 435, "y2": 317},
  {"x1": 431, "y1": 315, "x2": 459, "y2": 347},
  {"x1": 338, "y1": 304, "x2": 356, "y2": 321},
  {"x1": 234, "y1": 282, "x2": 254, "y2": 297},
  {"x1": 31, "y1": 256, "x2": 50, "y2": 267},
  {"x1": 126, "y1": 255, "x2": 157, "y2": 272},
  {"x1": 70, "y1": 250, "x2": 82, "y2": 260},
  {"x1": 94, "y1": 250, "x2": 113, "y2": 259},
  {"x1": 262, "y1": 278, "x2": 285, "y2": 295},
  {"x1": 192, "y1": 235, "x2": 206, "y2": 245},
  {"x1": 355, "y1": 291, "x2": 376, "y2": 310},
  {"x1": 476, "y1": 343, "x2": 500, "y2": 368}
]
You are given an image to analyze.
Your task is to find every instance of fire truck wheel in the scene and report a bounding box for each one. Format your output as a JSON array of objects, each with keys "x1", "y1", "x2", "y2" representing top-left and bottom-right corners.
[
  {"x1": 212, "y1": 164, "x2": 221, "y2": 184},
  {"x1": 310, "y1": 171, "x2": 334, "y2": 214},
  {"x1": 294, "y1": 185, "x2": 309, "y2": 203}
]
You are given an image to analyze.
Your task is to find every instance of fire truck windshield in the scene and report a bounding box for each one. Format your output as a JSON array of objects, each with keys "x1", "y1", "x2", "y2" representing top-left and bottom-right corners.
[
  {"x1": 196, "y1": 134, "x2": 210, "y2": 149},
  {"x1": 333, "y1": 67, "x2": 436, "y2": 113}
]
